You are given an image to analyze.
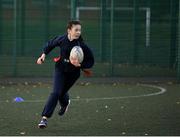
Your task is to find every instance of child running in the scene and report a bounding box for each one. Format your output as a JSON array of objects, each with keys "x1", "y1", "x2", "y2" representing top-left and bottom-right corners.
[{"x1": 36, "y1": 20, "x2": 94, "y2": 128}]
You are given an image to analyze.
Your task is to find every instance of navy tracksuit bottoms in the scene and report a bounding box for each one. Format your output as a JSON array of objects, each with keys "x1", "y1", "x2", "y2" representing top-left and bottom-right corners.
[{"x1": 42, "y1": 67, "x2": 80, "y2": 118}]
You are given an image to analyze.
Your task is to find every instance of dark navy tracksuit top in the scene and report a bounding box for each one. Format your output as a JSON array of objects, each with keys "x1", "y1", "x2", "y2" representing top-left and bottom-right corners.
[
  {"x1": 43, "y1": 34, "x2": 94, "y2": 72},
  {"x1": 41, "y1": 34, "x2": 94, "y2": 118}
]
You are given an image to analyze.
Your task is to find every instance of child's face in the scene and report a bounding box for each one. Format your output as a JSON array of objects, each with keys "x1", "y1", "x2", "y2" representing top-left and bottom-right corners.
[{"x1": 68, "y1": 24, "x2": 81, "y2": 39}]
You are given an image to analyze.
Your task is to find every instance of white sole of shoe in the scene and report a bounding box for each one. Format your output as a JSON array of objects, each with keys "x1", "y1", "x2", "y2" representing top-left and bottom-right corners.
[
  {"x1": 38, "y1": 124, "x2": 47, "y2": 129},
  {"x1": 65, "y1": 100, "x2": 71, "y2": 112}
]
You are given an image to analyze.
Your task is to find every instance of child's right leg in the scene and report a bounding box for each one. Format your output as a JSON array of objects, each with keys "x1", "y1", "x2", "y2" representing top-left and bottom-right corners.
[
  {"x1": 41, "y1": 70, "x2": 65, "y2": 117},
  {"x1": 38, "y1": 69, "x2": 64, "y2": 128}
]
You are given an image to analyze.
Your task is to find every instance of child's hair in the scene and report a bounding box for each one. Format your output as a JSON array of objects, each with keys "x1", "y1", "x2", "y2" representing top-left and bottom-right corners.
[
  {"x1": 67, "y1": 20, "x2": 81, "y2": 30},
  {"x1": 67, "y1": 20, "x2": 84, "y2": 42}
]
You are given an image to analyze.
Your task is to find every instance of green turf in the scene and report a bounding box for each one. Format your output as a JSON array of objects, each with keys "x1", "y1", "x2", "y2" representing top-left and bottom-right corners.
[{"x1": 0, "y1": 82, "x2": 180, "y2": 136}]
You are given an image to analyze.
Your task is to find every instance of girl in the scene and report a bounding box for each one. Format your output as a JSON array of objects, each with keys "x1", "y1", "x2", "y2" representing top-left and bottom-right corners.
[{"x1": 36, "y1": 20, "x2": 94, "y2": 128}]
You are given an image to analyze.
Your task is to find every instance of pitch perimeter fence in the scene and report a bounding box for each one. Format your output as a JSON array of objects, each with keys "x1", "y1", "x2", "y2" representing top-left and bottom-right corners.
[{"x1": 0, "y1": 0, "x2": 180, "y2": 80}]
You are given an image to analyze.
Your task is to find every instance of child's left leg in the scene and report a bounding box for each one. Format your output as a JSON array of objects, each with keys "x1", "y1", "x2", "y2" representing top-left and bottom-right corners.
[
  {"x1": 58, "y1": 93, "x2": 70, "y2": 116},
  {"x1": 58, "y1": 71, "x2": 80, "y2": 116},
  {"x1": 59, "y1": 92, "x2": 69, "y2": 107}
]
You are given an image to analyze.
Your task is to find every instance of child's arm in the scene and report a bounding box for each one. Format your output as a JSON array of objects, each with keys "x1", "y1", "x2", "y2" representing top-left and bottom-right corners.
[
  {"x1": 37, "y1": 53, "x2": 46, "y2": 64},
  {"x1": 80, "y1": 44, "x2": 94, "y2": 77},
  {"x1": 37, "y1": 35, "x2": 63, "y2": 64},
  {"x1": 43, "y1": 36, "x2": 61, "y2": 55},
  {"x1": 81, "y1": 45, "x2": 94, "y2": 69}
]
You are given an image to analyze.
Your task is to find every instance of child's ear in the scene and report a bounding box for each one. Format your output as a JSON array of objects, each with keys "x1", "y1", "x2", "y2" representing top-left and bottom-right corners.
[{"x1": 67, "y1": 29, "x2": 71, "y2": 34}]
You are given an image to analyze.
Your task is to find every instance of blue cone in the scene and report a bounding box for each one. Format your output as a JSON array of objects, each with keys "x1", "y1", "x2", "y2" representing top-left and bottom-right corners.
[{"x1": 14, "y1": 97, "x2": 24, "y2": 102}]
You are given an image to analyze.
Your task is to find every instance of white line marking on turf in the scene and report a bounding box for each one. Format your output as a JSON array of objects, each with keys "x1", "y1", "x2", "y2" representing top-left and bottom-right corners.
[
  {"x1": 0, "y1": 84, "x2": 166, "y2": 103},
  {"x1": 72, "y1": 84, "x2": 167, "y2": 101}
]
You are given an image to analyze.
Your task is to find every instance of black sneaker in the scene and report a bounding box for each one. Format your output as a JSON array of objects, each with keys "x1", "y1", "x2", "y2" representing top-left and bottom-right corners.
[
  {"x1": 38, "y1": 118, "x2": 48, "y2": 129},
  {"x1": 58, "y1": 100, "x2": 70, "y2": 116}
]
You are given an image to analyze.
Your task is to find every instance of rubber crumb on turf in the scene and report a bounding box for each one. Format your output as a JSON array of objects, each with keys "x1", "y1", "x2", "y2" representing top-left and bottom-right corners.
[
  {"x1": 85, "y1": 82, "x2": 90, "y2": 86},
  {"x1": 1, "y1": 86, "x2": 5, "y2": 89},
  {"x1": 20, "y1": 132, "x2": 26, "y2": 135},
  {"x1": 105, "y1": 105, "x2": 108, "y2": 108},
  {"x1": 121, "y1": 132, "x2": 126, "y2": 135},
  {"x1": 167, "y1": 81, "x2": 173, "y2": 84},
  {"x1": 24, "y1": 82, "x2": 28, "y2": 85},
  {"x1": 9, "y1": 81, "x2": 13, "y2": 84},
  {"x1": 38, "y1": 82, "x2": 42, "y2": 85},
  {"x1": 33, "y1": 85, "x2": 37, "y2": 88}
]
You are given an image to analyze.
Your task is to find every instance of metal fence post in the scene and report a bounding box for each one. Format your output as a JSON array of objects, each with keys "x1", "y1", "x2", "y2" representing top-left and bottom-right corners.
[
  {"x1": 20, "y1": 0, "x2": 25, "y2": 56},
  {"x1": 170, "y1": 0, "x2": 178, "y2": 68},
  {"x1": 44, "y1": 0, "x2": 50, "y2": 41},
  {"x1": 133, "y1": 0, "x2": 138, "y2": 64},
  {"x1": 178, "y1": 0, "x2": 180, "y2": 82},
  {"x1": 110, "y1": 0, "x2": 114, "y2": 76},
  {"x1": 147, "y1": 0, "x2": 152, "y2": 65},
  {"x1": 0, "y1": 1, "x2": 2, "y2": 55},
  {"x1": 100, "y1": 0, "x2": 107, "y2": 62},
  {"x1": 13, "y1": 0, "x2": 17, "y2": 76},
  {"x1": 71, "y1": 0, "x2": 76, "y2": 20}
]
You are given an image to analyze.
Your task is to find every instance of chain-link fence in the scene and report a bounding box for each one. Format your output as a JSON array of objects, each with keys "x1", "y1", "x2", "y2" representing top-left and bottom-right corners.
[{"x1": 0, "y1": 0, "x2": 180, "y2": 79}]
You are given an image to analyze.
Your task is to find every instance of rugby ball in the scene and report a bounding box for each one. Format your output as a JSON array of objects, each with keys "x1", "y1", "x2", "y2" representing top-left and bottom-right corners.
[{"x1": 70, "y1": 46, "x2": 84, "y2": 63}]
